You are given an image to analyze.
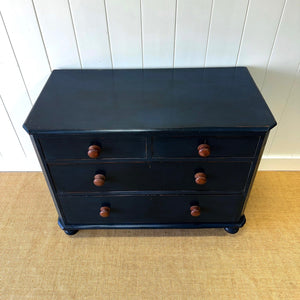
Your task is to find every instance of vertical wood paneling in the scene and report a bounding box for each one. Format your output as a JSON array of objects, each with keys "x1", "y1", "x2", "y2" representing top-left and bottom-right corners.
[
  {"x1": 0, "y1": 14, "x2": 34, "y2": 157},
  {"x1": 0, "y1": 96, "x2": 25, "y2": 158},
  {"x1": 174, "y1": 0, "x2": 212, "y2": 67},
  {"x1": 69, "y1": 0, "x2": 112, "y2": 68},
  {"x1": 270, "y1": 70, "x2": 300, "y2": 155},
  {"x1": 32, "y1": 0, "x2": 81, "y2": 68},
  {"x1": 205, "y1": 0, "x2": 248, "y2": 66},
  {"x1": 105, "y1": 0, "x2": 142, "y2": 68},
  {"x1": 0, "y1": 0, "x2": 299, "y2": 169},
  {"x1": 142, "y1": 0, "x2": 176, "y2": 68},
  {"x1": 237, "y1": 0, "x2": 285, "y2": 88},
  {"x1": 261, "y1": 0, "x2": 300, "y2": 121},
  {"x1": 260, "y1": 0, "x2": 300, "y2": 154},
  {"x1": 1, "y1": 0, "x2": 51, "y2": 101}
]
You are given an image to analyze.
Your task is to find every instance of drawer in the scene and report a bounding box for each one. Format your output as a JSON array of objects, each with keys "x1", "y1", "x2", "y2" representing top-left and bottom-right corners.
[
  {"x1": 49, "y1": 161, "x2": 251, "y2": 193},
  {"x1": 59, "y1": 194, "x2": 244, "y2": 225},
  {"x1": 152, "y1": 135, "x2": 259, "y2": 158},
  {"x1": 39, "y1": 134, "x2": 146, "y2": 160}
]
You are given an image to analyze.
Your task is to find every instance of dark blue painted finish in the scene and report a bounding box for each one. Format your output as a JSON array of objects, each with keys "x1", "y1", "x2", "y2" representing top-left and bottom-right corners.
[
  {"x1": 39, "y1": 134, "x2": 146, "y2": 160},
  {"x1": 49, "y1": 161, "x2": 251, "y2": 193},
  {"x1": 23, "y1": 68, "x2": 276, "y2": 134},
  {"x1": 152, "y1": 134, "x2": 259, "y2": 158},
  {"x1": 58, "y1": 215, "x2": 246, "y2": 231},
  {"x1": 59, "y1": 194, "x2": 244, "y2": 225},
  {"x1": 23, "y1": 68, "x2": 277, "y2": 235}
]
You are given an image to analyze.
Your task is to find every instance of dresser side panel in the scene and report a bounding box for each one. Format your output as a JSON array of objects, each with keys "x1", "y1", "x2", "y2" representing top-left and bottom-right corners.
[
  {"x1": 30, "y1": 135, "x2": 66, "y2": 222},
  {"x1": 241, "y1": 131, "x2": 270, "y2": 215}
]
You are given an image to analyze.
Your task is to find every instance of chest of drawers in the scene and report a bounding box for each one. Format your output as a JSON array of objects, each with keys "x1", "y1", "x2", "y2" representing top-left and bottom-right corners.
[{"x1": 23, "y1": 68, "x2": 276, "y2": 235}]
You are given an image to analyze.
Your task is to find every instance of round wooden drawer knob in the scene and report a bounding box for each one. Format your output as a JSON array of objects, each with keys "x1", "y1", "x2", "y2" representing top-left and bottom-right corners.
[
  {"x1": 190, "y1": 205, "x2": 201, "y2": 217},
  {"x1": 194, "y1": 172, "x2": 207, "y2": 185},
  {"x1": 197, "y1": 144, "x2": 210, "y2": 157},
  {"x1": 100, "y1": 206, "x2": 110, "y2": 218},
  {"x1": 88, "y1": 145, "x2": 101, "y2": 158},
  {"x1": 93, "y1": 174, "x2": 105, "y2": 186}
]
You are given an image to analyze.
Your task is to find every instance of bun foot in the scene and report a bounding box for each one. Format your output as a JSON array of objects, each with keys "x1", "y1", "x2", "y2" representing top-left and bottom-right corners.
[
  {"x1": 64, "y1": 229, "x2": 78, "y2": 235},
  {"x1": 224, "y1": 226, "x2": 239, "y2": 234}
]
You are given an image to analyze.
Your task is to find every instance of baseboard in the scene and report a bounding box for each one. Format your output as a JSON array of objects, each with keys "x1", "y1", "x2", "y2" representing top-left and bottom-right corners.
[
  {"x1": 259, "y1": 156, "x2": 300, "y2": 171},
  {"x1": 0, "y1": 156, "x2": 299, "y2": 171}
]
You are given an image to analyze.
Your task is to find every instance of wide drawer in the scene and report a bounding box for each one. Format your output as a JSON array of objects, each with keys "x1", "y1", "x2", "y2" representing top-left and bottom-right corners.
[
  {"x1": 49, "y1": 161, "x2": 251, "y2": 193},
  {"x1": 59, "y1": 194, "x2": 244, "y2": 225},
  {"x1": 39, "y1": 134, "x2": 146, "y2": 160},
  {"x1": 152, "y1": 135, "x2": 259, "y2": 158}
]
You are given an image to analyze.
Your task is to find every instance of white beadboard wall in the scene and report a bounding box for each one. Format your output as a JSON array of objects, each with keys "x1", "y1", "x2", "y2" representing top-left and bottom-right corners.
[{"x1": 0, "y1": 0, "x2": 299, "y2": 171}]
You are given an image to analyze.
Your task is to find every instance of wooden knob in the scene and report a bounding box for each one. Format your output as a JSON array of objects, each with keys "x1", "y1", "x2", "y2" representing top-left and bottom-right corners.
[
  {"x1": 194, "y1": 172, "x2": 207, "y2": 185},
  {"x1": 88, "y1": 145, "x2": 101, "y2": 158},
  {"x1": 197, "y1": 144, "x2": 210, "y2": 157},
  {"x1": 93, "y1": 174, "x2": 105, "y2": 186},
  {"x1": 100, "y1": 206, "x2": 110, "y2": 218},
  {"x1": 190, "y1": 205, "x2": 201, "y2": 217}
]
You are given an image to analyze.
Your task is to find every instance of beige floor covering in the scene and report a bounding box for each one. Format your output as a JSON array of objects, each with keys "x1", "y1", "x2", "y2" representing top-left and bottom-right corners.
[{"x1": 0, "y1": 171, "x2": 299, "y2": 299}]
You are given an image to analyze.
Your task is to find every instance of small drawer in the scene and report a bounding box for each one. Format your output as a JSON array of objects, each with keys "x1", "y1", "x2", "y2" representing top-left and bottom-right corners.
[
  {"x1": 39, "y1": 134, "x2": 146, "y2": 161},
  {"x1": 59, "y1": 194, "x2": 244, "y2": 225},
  {"x1": 152, "y1": 135, "x2": 259, "y2": 158},
  {"x1": 49, "y1": 161, "x2": 251, "y2": 193}
]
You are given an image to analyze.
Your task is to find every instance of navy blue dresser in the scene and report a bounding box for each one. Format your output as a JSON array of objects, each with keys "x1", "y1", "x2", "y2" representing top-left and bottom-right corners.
[{"x1": 23, "y1": 68, "x2": 276, "y2": 235}]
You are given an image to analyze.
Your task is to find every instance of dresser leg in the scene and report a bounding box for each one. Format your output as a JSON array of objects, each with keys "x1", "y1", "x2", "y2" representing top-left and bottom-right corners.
[
  {"x1": 58, "y1": 218, "x2": 78, "y2": 235},
  {"x1": 224, "y1": 226, "x2": 239, "y2": 234},
  {"x1": 63, "y1": 229, "x2": 79, "y2": 235}
]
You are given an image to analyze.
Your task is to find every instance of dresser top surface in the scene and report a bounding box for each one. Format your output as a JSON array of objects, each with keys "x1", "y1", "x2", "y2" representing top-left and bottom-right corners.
[{"x1": 24, "y1": 67, "x2": 276, "y2": 134}]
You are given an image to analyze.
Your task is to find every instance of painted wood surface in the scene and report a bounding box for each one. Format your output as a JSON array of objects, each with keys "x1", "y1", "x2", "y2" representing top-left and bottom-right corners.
[{"x1": 0, "y1": 0, "x2": 299, "y2": 170}]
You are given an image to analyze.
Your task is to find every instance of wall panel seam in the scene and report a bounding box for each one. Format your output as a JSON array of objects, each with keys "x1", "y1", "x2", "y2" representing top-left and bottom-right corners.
[
  {"x1": 103, "y1": 0, "x2": 114, "y2": 69},
  {"x1": 140, "y1": 0, "x2": 144, "y2": 68},
  {"x1": 31, "y1": 0, "x2": 52, "y2": 70},
  {"x1": 235, "y1": 0, "x2": 251, "y2": 66},
  {"x1": 172, "y1": 0, "x2": 178, "y2": 68},
  {"x1": 67, "y1": 0, "x2": 82, "y2": 68},
  {"x1": 0, "y1": 13, "x2": 33, "y2": 106},
  {"x1": 0, "y1": 95, "x2": 26, "y2": 157},
  {"x1": 267, "y1": 69, "x2": 299, "y2": 153},
  {"x1": 260, "y1": 0, "x2": 289, "y2": 156},
  {"x1": 260, "y1": 0, "x2": 287, "y2": 89},
  {"x1": 204, "y1": 0, "x2": 214, "y2": 67}
]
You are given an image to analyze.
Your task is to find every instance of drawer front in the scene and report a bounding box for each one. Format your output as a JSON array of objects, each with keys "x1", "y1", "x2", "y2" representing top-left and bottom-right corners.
[
  {"x1": 152, "y1": 135, "x2": 259, "y2": 158},
  {"x1": 49, "y1": 161, "x2": 251, "y2": 193},
  {"x1": 60, "y1": 194, "x2": 243, "y2": 225},
  {"x1": 39, "y1": 134, "x2": 146, "y2": 160}
]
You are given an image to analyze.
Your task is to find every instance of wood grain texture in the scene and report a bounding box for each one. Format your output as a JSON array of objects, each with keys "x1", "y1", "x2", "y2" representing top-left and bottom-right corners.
[{"x1": 0, "y1": 171, "x2": 299, "y2": 299}]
